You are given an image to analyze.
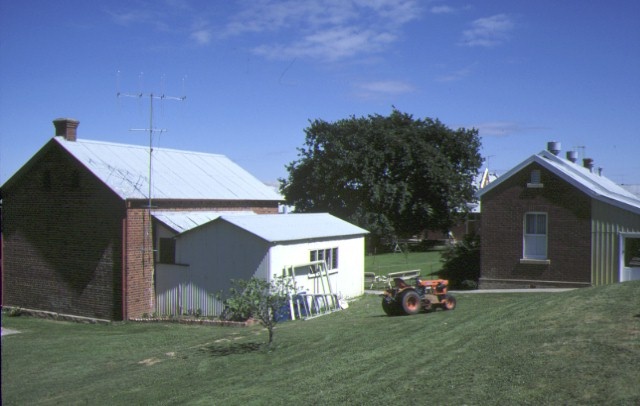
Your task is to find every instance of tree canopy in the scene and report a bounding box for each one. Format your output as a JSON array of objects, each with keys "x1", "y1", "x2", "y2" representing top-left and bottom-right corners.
[{"x1": 280, "y1": 109, "x2": 482, "y2": 247}]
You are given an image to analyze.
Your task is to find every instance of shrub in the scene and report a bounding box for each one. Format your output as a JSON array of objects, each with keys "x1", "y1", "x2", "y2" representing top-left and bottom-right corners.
[
  {"x1": 7, "y1": 307, "x2": 23, "y2": 317},
  {"x1": 436, "y1": 233, "x2": 480, "y2": 289}
]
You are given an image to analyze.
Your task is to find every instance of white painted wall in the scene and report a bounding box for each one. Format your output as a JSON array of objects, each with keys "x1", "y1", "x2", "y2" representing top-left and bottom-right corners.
[
  {"x1": 155, "y1": 219, "x2": 365, "y2": 316},
  {"x1": 269, "y1": 237, "x2": 365, "y2": 299}
]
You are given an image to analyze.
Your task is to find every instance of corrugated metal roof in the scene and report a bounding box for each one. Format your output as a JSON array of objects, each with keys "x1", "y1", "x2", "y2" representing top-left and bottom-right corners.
[
  {"x1": 152, "y1": 210, "x2": 255, "y2": 233},
  {"x1": 54, "y1": 136, "x2": 282, "y2": 201},
  {"x1": 217, "y1": 213, "x2": 369, "y2": 243},
  {"x1": 478, "y1": 150, "x2": 640, "y2": 215}
]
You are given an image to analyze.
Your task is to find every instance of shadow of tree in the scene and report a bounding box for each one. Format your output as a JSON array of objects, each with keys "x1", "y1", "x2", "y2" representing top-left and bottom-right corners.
[{"x1": 200, "y1": 342, "x2": 264, "y2": 357}]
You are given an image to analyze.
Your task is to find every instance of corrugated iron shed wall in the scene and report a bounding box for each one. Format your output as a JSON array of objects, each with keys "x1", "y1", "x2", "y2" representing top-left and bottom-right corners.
[{"x1": 591, "y1": 200, "x2": 640, "y2": 285}]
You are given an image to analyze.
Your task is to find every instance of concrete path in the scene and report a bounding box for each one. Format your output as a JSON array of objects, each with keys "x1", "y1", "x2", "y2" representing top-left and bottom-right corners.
[{"x1": 1, "y1": 327, "x2": 20, "y2": 336}]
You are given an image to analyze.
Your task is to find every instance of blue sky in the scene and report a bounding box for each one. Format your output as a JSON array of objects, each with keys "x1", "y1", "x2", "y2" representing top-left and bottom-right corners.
[{"x1": 1, "y1": 0, "x2": 639, "y2": 188}]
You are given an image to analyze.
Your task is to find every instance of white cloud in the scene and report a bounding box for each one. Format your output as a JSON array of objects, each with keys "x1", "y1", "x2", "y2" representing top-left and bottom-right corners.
[
  {"x1": 353, "y1": 80, "x2": 415, "y2": 100},
  {"x1": 253, "y1": 27, "x2": 396, "y2": 60},
  {"x1": 436, "y1": 64, "x2": 474, "y2": 82},
  {"x1": 430, "y1": 5, "x2": 455, "y2": 14},
  {"x1": 475, "y1": 121, "x2": 547, "y2": 137},
  {"x1": 190, "y1": 29, "x2": 212, "y2": 45},
  {"x1": 106, "y1": 0, "x2": 422, "y2": 60},
  {"x1": 358, "y1": 80, "x2": 414, "y2": 94},
  {"x1": 460, "y1": 14, "x2": 514, "y2": 47},
  {"x1": 226, "y1": 0, "x2": 421, "y2": 61}
]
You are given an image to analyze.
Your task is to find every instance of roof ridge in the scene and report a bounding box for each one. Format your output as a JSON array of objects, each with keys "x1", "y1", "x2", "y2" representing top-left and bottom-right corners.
[{"x1": 54, "y1": 136, "x2": 226, "y2": 157}]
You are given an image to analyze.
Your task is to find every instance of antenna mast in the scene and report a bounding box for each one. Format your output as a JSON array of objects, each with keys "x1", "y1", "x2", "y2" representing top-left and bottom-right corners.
[
  {"x1": 117, "y1": 73, "x2": 186, "y2": 273},
  {"x1": 117, "y1": 86, "x2": 186, "y2": 208}
]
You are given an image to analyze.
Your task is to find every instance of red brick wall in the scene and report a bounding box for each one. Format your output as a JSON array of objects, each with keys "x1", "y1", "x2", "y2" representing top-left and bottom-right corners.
[
  {"x1": 480, "y1": 162, "x2": 592, "y2": 288},
  {"x1": 2, "y1": 143, "x2": 281, "y2": 320},
  {"x1": 123, "y1": 207, "x2": 154, "y2": 319},
  {"x1": 1, "y1": 144, "x2": 125, "y2": 319}
]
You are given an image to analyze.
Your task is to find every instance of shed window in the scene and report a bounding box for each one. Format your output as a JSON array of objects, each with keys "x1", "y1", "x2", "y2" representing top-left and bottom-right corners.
[
  {"x1": 523, "y1": 213, "x2": 547, "y2": 259},
  {"x1": 310, "y1": 248, "x2": 339, "y2": 270},
  {"x1": 624, "y1": 238, "x2": 640, "y2": 267},
  {"x1": 159, "y1": 238, "x2": 176, "y2": 264}
]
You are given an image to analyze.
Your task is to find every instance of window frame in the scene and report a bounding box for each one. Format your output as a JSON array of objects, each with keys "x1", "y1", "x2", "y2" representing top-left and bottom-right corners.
[
  {"x1": 523, "y1": 212, "x2": 548, "y2": 260},
  {"x1": 310, "y1": 247, "x2": 339, "y2": 270},
  {"x1": 158, "y1": 237, "x2": 176, "y2": 264}
]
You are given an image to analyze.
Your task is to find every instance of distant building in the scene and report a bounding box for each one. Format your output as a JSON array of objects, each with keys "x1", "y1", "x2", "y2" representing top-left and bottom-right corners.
[
  {"x1": 1, "y1": 118, "x2": 282, "y2": 320},
  {"x1": 477, "y1": 142, "x2": 640, "y2": 289}
]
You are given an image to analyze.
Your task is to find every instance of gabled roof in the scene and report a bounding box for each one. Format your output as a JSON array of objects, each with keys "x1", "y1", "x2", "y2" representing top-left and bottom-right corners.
[
  {"x1": 211, "y1": 213, "x2": 369, "y2": 243},
  {"x1": 152, "y1": 210, "x2": 255, "y2": 234},
  {"x1": 6, "y1": 136, "x2": 282, "y2": 201},
  {"x1": 477, "y1": 150, "x2": 640, "y2": 215},
  {"x1": 55, "y1": 137, "x2": 283, "y2": 201}
]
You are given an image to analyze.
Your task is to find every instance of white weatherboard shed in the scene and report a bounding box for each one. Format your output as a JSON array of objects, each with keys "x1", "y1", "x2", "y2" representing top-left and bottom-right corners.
[{"x1": 154, "y1": 213, "x2": 368, "y2": 316}]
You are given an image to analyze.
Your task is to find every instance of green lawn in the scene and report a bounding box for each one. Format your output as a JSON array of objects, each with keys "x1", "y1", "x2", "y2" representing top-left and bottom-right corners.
[
  {"x1": 3, "y1": 282, "x2": 640, "y2": 405},
  {"x1": 365, "y1": 250, "x2": 443, "y2": 276}
]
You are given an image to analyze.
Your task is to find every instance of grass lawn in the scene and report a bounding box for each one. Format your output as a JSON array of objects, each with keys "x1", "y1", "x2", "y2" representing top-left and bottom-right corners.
[
  {"x1": 2, "y1": 281, "x2": 640, "y2": 405},
  {"x1": 365, "y1": 250, "x2": 443, "y2": 277}
]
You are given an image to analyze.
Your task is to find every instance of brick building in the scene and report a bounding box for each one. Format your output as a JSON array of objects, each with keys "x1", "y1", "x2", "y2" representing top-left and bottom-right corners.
[
  {"x1": 1, "y1": 118, "x2": 282, "y2": 320},
  {"x1": 477, "y1": 142, "x2": 640, "y2": 289}
]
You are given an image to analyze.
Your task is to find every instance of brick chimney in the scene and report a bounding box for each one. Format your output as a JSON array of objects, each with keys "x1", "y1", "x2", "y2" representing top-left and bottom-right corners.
[{"x1": 53, "y1": 118, "x2": 79, "y2": 141}]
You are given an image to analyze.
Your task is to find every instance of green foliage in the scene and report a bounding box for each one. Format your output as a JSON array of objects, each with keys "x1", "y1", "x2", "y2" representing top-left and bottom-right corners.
[
  {"x1": 7, "y1": 307, "x2": 23, "y2": 317},
  {"x1": 220, "y1": 277, "x2": 292, "y2": 346},
  {"x1": 437, "y1": 233, "x2": 480, "y2": 289},
  {"x1": 280, "y1": 108, "x2": 483, "y2": 247}
]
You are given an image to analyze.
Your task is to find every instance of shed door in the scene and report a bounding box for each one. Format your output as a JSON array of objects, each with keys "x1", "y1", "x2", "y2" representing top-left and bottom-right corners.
[{"x1": 620, "y1": 235, "x2": 640, "y2": 282}]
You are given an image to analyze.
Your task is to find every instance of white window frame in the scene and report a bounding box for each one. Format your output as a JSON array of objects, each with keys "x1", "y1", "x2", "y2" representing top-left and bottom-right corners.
[
  {"x1": 310, "y1": 247, "x2": 339, "y2": 270},
  {"x1": 523, "y1": 212, "x2": 548, "y2": 260}
]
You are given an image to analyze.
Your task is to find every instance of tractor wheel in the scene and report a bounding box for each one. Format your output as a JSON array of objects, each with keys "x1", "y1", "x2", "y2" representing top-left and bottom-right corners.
[
  {"x1": 400, "y1": 290, "x2": 421, "y2": 315},
  {"x1": 442, "y1": 294, "x2": 456, "y2": 311},
  {"x1": 381, "y1": 297, "x2": 400, "y2": 316}
]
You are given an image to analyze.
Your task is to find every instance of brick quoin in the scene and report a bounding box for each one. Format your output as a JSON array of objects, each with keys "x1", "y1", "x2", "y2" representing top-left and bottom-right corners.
[{"x1": 480, "y1": 163, "x2": 592, "y2": 288}]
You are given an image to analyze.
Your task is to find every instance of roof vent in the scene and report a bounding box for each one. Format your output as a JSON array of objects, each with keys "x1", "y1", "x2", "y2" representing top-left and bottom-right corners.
[
  {"x1": 583, "y1": 158, "x2": 594, "y2": 172},
  {"x1": 53, "y1": 118, "x2": 79, "y2": 142},
  {"x1": 547, "y1": 141, "x2": 561, "y2": 156},
  {"x1": 566, "y1": 150, "x2": 577, "y2": 163}
]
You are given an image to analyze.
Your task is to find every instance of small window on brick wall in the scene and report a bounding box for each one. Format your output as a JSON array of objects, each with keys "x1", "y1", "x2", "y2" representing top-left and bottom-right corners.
[
  {"x1": 159, "y1": 238, "x2": 176, "y2": 264},
  {"x1": 527, "y1": 169, "x2": 543, "y2": 188},
  {"x1": 531, "y1": 170, "x2": 541, "y2": 184}
]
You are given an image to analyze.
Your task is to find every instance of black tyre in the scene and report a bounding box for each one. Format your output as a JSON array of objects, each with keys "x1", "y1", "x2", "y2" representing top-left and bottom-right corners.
[
  {"x1": 381, "y1": 297, "x2": 399, "y2": 316},
  {"x1": 400, "y1": 290, "x2": 421, "y2": 315},
  {"x1": 442, "y1": 294, "x2": 456, "y2": 311}
]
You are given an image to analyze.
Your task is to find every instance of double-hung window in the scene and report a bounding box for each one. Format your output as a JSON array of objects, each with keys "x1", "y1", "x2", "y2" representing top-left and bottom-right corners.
[{"x1": 524, "y1": 213, "x2": 547, "y2": 259}]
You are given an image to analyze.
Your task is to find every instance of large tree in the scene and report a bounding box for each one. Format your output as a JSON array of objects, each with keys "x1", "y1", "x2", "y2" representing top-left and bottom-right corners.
[{"x1": 280, "y1": 109, "x2": 482, "y2": 247}]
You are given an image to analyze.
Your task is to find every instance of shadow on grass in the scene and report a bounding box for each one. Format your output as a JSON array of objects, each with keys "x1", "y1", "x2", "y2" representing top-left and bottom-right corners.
[{"x1": 200, "y1": 342, "x2": 264, "y2": 357}]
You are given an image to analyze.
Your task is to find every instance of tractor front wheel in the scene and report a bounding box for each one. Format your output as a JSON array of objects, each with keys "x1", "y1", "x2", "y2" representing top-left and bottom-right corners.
[
  {"x1": 400, "y1": 290, "x2": 421, "y2": 315},
  {"x1": 442, "y1": 294, "x2": 457, "y2": 311}
]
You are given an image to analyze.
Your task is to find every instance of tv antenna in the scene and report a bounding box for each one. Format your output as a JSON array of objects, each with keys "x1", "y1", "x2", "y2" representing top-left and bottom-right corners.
[
  {"x1": 116, "y1": 72, "x2": 186, "y2": 208},
  {"x1": 117, "y1": 72, "x2": 186, "y2": 271}
]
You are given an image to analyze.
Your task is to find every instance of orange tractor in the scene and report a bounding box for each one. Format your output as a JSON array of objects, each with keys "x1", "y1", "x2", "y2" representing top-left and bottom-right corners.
[{"x1": 381, "y1": 277, "x2": 456, "y2": 316}]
